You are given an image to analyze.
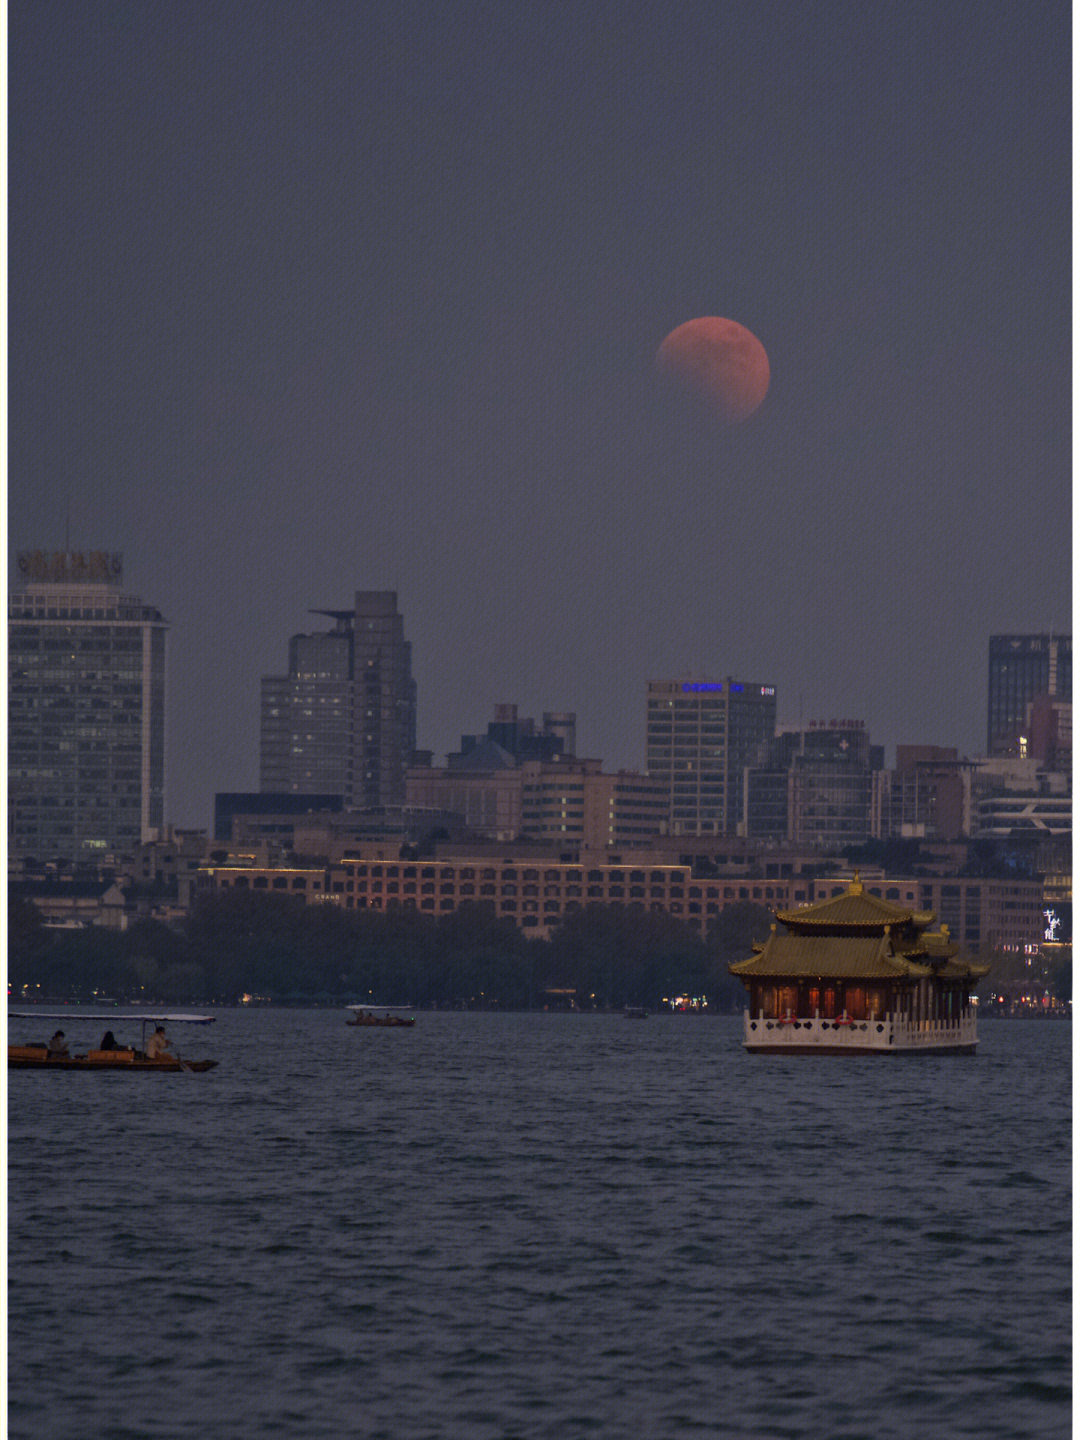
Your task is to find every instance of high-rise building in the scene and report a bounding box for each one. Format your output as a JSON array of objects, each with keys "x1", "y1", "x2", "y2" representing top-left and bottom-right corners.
[
  {"x1": 260, "y1": 590, "x2": 417, "y2": 809},
  {"x1": 889, "y1": 746, "x2": 975, "y2": 841},
  {"x1": 988, "y1": 634, "x2": 1071, "y2": 758},
  {"x1": 9, "y1": 550, "x2": 167, "y2": 864},
  {"x1": 261, "y1": 618, "x2": 353, "y2": 795},
  {"x1": 744, "y1": 721, "x2": 887, "y2": 847},
  {"x1": 646, "y1": 678, "x2": 777, "y2": 835},
  {"x1": 783, "y1": 722, "x2": 882, "y2": 849}
]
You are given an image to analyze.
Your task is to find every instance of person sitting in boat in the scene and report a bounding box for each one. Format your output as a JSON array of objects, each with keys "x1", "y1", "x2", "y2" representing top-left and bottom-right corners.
[
  {"x1": 145, "y1": 1025, "x2": 172, "y2": 1061},
  {"x1": 46, "y1": 1030, "x2": 69, "y2": 1058},
  {"x1": 99, "y1": 1030, "x2": 122, "y2": 1051}
]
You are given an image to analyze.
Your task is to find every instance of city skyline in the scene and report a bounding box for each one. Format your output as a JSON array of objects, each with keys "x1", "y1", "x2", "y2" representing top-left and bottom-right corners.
[
  {"x1": 9, "y1": 555, "x2": 1071, "y2": 838},
  {"x1": 10, "y1": 543, "x2": 1068, "y2": 852},
  {"x1": 9, "y1": 1, "x2": 1070, "y2": 830}
]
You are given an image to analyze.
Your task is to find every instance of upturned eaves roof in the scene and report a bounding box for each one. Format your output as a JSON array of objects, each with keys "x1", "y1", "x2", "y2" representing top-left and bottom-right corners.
[
  {"x1": 933, "y1": 957, "x2": 991, "y2": 980},
  {"x1": 775, "y1": 877, "x2": 933, "y2": 931},
  {"x1": 729, "y1": 932, "x2": 933, "y2": 980}
]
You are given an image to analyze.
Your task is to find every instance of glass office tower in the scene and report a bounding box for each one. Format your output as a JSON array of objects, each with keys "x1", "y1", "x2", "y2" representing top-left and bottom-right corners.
[{"x1": 988, "y1": 634, "x2": 1071, "y2": 758}]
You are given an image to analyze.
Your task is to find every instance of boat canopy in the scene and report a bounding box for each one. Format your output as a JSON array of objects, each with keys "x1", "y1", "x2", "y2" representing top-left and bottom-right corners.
[
  {"x1": 8, "y1": 1012, "x2": 217, "y2": 1024},
  {"x1": 345, "y1": 1004, "x2": 412, "y2": 1012}
]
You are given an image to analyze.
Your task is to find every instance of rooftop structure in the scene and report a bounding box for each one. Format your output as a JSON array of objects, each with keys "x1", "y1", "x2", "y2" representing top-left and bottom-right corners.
[{"x1": 449, "y1": 704, "x2": 574, "y2": 767}]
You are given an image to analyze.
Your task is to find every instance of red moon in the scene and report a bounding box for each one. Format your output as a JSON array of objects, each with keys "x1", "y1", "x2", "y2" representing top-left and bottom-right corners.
[{"x1": 655, "y1": 316, "x2": 770, "y2": 422}]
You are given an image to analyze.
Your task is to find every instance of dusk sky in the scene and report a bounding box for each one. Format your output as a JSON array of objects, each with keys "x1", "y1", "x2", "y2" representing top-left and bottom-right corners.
[{"x1": 10, "y1": 0, "x2": 1070, "y2": 830}]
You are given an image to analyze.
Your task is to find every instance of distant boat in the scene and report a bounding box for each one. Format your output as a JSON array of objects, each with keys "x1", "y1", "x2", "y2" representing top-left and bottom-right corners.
[
  {"x1": 7, "y1": 1011, "x2": 219, "y2": 1071},
  {"x1": 346, "y1": 1005, "x2": 416, "y2": 1028},
  {"x1": 623, "y1": 1006, "x2": 649, "y2": 1019}
]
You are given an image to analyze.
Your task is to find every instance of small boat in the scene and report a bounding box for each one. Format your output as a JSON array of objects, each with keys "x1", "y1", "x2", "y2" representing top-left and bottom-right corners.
[
  {"x1": 345, "y1": 1005, "x2": 415, "y2": 1028},
  {"x1": 8, "y1": 1011, "x2": 219, "y2": 1071},
  {"x1": 623, "y1": 1006, "x2": 649, "y2": 1019}
]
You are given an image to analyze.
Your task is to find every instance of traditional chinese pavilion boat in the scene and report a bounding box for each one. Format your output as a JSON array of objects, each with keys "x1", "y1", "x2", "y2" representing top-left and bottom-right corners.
[{"x1": 729, "y1": 875, "x2": 988, "y2": 1053}]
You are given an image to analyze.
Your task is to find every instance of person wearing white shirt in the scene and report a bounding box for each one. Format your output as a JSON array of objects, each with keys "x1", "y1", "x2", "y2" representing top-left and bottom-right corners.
[{"x1": 145, "y1": 1026, "x2": 172, "y2": 1060}]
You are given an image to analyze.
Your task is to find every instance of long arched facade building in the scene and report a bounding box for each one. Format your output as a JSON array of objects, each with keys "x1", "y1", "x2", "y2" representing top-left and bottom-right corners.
[{"x1": 729, "y1": 875, "x2": 989, "y2": 1053}]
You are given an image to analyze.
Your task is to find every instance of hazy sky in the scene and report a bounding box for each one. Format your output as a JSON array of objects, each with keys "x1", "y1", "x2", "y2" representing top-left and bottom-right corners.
[{"x1": 10, "y1": 0, "x2": 1070, "y2": 830}]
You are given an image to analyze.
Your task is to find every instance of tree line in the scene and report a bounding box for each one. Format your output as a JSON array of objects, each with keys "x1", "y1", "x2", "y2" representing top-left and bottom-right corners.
[{"x1": 8, "y1": 891, "x2": 776, "y2": 1010}]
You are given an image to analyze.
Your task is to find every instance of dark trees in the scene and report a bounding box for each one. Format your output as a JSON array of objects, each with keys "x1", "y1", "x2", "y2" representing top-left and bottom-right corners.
[
  {"x1": 704, "y1": 901, "x2": 776, "y2": 1011},
  {"x1": 544, "y1": 905, "x2": 712, "y2": 1009},
  {"x1": 8, "y1": 886, "x2": 780, "y2": 1009}
]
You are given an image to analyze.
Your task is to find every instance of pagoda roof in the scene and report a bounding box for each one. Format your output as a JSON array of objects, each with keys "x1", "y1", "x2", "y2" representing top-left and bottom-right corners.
[
  {"x1": 775, "y1": 875, "x2": 934, "y2": 931},
  {"x1": 729, "y1": 930, "x2": 934, "y2": 981},
  {"x1": 728, "y1": 910, "x2": 990, "y2": 982}
]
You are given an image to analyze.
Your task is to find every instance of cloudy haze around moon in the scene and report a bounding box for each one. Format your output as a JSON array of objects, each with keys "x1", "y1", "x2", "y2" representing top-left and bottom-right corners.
[{"x1": 8, "y1": 2, "x2": 1070, "y2": 828}]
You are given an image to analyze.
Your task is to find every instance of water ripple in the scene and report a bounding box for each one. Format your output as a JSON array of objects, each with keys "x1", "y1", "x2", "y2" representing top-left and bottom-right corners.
[{"x1": 8, "y1": 1010, "x2": 1070, "y2": 1440}]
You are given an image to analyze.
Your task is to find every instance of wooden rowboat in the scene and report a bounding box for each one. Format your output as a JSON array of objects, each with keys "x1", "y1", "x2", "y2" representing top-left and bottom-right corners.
[{"x1": 7, "y1": 1011, "x2": 218, "y2": 1071}]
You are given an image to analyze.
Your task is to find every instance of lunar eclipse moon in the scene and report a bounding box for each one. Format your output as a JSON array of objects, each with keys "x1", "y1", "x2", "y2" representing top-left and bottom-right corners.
[{"x1": 655, "y1": 316, "x2": 770, "y2": 422}]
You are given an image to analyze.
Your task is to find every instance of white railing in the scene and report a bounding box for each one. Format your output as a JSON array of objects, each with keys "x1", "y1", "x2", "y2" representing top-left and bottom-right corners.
[
  {"x1": 887, "y1": 1012, "x2": 977, "y2": 1049},
  {"x1": 743, "y1": 1010, "x2": 977, "y2": 1051}
]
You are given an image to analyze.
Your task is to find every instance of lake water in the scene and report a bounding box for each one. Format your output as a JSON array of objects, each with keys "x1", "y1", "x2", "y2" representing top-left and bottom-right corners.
[{"x1": 7, "y1": 1010, "x2": 1070, "y2": 1440}]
